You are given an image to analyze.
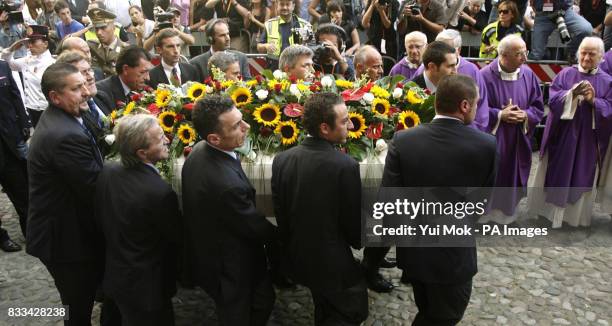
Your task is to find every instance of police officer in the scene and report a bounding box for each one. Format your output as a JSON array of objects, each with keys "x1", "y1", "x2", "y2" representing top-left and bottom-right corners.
[
  {"x1": 88, "y1": 8, "x2": 129, "y2": 78},
  {"x1": 257, "y1": 0, "x2": 310, "y2": 60}
]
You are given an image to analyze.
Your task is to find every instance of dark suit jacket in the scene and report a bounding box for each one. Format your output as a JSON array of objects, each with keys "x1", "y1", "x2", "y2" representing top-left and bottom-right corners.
[
  {"x1": 0, "y1": 61, "x2": 30, "y2": 167},
  {"x1": 27, "y1": 105, "x2": 104, "y2": 263},
  {"x1": 382, "y1": 118, "x2": 497, "y2": 284},
  {"x1": 68, "y1": 0, "x2": 90, "y2": 24},
  {"x1": 96, "y1": 162, "x2": 181, "y2": 311},
  {"x1": 147, "y1": 62, "x2": 200, "y2": 89},
  {"x1": 272, "y1": 137, "x2": 363, "y2": 293},
  {"x1": 182, "y1": 142, "x2": 276, "y2": 298},
  {"x1": 96, "y1": 75, "x2": 128, "y2": 109},
  {"x1": 94, "y1": 67, "x2": 105, "y2": 82},
  {"x1": 411, "y1": 73, "x2": 427, "y2": 90},
  {"x1": 189, "y1": 49, "x2": 251, "y2": 80}
]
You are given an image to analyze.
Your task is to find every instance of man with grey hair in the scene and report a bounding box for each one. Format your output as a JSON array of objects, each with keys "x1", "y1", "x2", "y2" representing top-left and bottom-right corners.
[
  {"x1": 354, "y1": 45, "x2": 383, "y2": 81},
  {"x1": 529, "y1": 36, "x2": 612, "y2": 228},
  {"x1": 435, "y1": 29, "x2": 489, "y2": 131},
  {"x1": 390, "y1": 31, "x2": 427, "y2": 81},
  {"x1": 279, "y1": 44, "x2": 314, "y2": 81},
  {"x1": 59, "y1": 36, "x2": 105, "y2": 80},
  {"x1": 96, "y1": 114, "x2": 180, "y2": 325},
  {"x1": 208, "y1": 51, "x2": 242, "y2": 81},
  {"x1": 479, "y1": 34, "x2": 544, "y2": 224}
]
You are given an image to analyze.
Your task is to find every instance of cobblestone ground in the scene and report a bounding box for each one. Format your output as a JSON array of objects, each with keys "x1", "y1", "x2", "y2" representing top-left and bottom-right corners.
[{"x1": 1, "y1": 156, "x2": 611, "y2": 325}]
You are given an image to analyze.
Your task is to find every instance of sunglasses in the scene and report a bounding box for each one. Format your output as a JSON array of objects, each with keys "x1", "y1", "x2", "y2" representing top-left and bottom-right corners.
[{"x1": 499, "y1": 9, "x2": 510, "y2": 14}]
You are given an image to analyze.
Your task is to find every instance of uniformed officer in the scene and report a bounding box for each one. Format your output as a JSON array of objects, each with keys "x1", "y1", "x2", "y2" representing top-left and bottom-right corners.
[{"x1": 88, "y1": 8, "x2": 129, "y2": 78}]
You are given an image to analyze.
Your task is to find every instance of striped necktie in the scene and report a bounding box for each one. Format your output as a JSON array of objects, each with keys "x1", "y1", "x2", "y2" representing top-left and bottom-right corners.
[{"x1": 170, "y1": 67, "x2": 181, "y2": 87}]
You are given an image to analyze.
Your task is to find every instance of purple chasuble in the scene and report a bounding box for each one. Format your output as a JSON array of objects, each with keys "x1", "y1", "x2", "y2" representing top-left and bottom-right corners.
[
  {"x1": 389, "y1": 57, "x2": 421, "y2": 81},
  {"x1": 600, "y1": 50, "x2": 612, "y2": 76},
  {"x1": 540, "y1": 67, "x2": 612, "y2": 206},
  {"x1": 459, "y1": 57, "x2": 489, "y2": 132},
  {"x1": 480, "y1": 59, "x2": 544, "y2": 214}
]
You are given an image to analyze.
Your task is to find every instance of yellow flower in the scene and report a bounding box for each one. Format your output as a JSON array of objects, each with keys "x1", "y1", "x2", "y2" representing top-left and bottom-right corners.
[
  {"x1": 275, "y1": 120, "x2": 300, "y2": 145},
  {"x1": 296, "y1": 83, "x2": 309, "y2": 92},
  {"x1": 267, "y1": 80, "x2": 289, "y2": 91},
  {"x1": 155, "y1": 89, "x2": 172, "y2": 107},
  {"x1": 335, "y1": 79, "x2": 354, "y2": 89},
  {"x1": 110, "y1": 110, "x2": 117, "y2": 120},
  {"x1": 123, "y1": 101, "x2": 135, "y2": 115},
  {"x1": 158, "y1": 111, "x2": 176, "y2": 132},
  {"x1": 246, "y1": 79, "x2": 258, "y2": 87},
  {"x1": 398, "y1": 110, "x2": 420, "y2": 129},
  {"x1": 348, "y1": 112, "x2": 367, "y2": 139},
  {"x1": 370, "y1": 85, "x2": 390, "y2": 98},
  {"x1": 231, "y1": 87, "x2": 253, "y2": 107},
  {"x1": 177, "y1": 124, "x2": 197, "y2": 144},
  {"x1": 253, "y1": 103, "x2": 281, "y2": 126},
  {"x1": 372, "y1": 98, "x2": 390, "y2": 116},
  {"x1": 221, "y1": 80, "x2": 235, "y2": 89},
  {"x1": 187, "y1": 83, "x2": 206, "y2": 101},
  {"x1": 406, "y1": 89, "x2": 425, "y2": 104}
]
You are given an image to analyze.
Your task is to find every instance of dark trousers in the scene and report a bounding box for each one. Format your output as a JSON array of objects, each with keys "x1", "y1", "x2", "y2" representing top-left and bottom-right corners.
[
  {"x1": 43, "y1": 260, "x2": 103, "y2": 326},
  {"x1": 211, "y1": 272, "x2": 275, "y2": 326},
  {"x1": 115, "y1": 297, "x2": 174, "y2": 326},
  {"x1": 362, "y1": 247, "x2": 390, "y2": 275},
  {"x1": 27, "y1": 108, "x2": 43, "y2": 128},
  {"x1": 0, "y1": 141, "x2": 28, "y2": 240},
  {"x1": 310, "y1": 280, "x2": 369, "y2": 326},
  {"x1": 411, "y1": 279, "x2": 473, "y2": 326}
]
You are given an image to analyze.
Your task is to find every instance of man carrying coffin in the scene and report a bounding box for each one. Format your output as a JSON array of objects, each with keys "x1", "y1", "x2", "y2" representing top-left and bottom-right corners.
[
  {"x1": 480, "y1": 34, "x2": 544, "y2": 223},
  {"x1": 528, "y1": 37, "x2": 612, "y2": 228}
]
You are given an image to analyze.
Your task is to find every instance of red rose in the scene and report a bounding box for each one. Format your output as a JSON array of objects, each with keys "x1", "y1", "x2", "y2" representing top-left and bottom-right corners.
[
  {"x1": 396, "y1": 82, "x2": 404, "y2": 89},
  {"x1": 314, "y1": 70, "x2": 321, "y2": 78},
  {"x1": 424, "y1": 88, "x2": 432, "y2": 95},
  {"x1": 289, "y1": 75, "x2": 297, "y2": 83},
  {"x1": 130, "y1": 93, "x2": 142, "y2": 101},
  {"x1": 147, "y1": 103, "x2": 160, "y2": 115},
  {"x1": 183, "y1": 103, "x2": 194, "y2": 111},
  {"x1": 310, "y1": 85, "x2": 318, "y2": 92},
  {"x1": 260, "y1": 126, "x2": 273, "y2": 137},
  {"x1": 366, "y1": 122, "x2": 383, "y2": 140},
  {"x1": 183, "y1": 146, "x2": 192, "y2": 157},
  {"x1": 204, "y1": 76, "x2": 213, "y2": 85},
  {"x1": 274, "y1": 83, "x2": 282, "y2": 93},
  {"x1": 255, "y1": 75, "x2": 263, "y2": 83},
  {"x1": 396, "y1": 123, "x2": 405, "y2": 131},
  {"x1": 175, "y1": 113, "x2": 185, "y2": 121}
]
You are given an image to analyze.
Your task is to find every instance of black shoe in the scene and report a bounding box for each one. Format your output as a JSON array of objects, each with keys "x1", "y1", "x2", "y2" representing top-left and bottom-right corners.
[
  {"x1": 366, "y1": 273, "x2": 394, "y2": 293},
  {"x1": 379, "y1": 257, "x2": 397, "y2": 268},
  {"x1": 0, "y1": 238, "x2": 21, "y2": 252}
]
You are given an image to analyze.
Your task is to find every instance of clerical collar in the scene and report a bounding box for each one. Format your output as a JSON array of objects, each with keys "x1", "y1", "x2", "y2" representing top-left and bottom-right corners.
[
  {"x1": 498, "y1": 61, "x2": 520, "y2": 81},
  {"x1": 577, "y1": 65, "x2": 598, "y2": 75},
  {"x1": 206, "y1": 141, "x2": 237, "y2": 160},
  {"x1": 423, "y1": 72, "x2": 437, "y2": 93},
  {"x1": 404, "y1": 58, "x2": 419, "y2": 69}
]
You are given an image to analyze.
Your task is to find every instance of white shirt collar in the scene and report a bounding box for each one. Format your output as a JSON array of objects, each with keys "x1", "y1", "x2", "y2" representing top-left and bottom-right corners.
[
  {"x1": 405, "y1": 57, "x2": 419, "y2": 69},
  {"x1": 119, "y1": 77, "x2": 131, "y2": 96},
  {"x1": 577, "y1": 65, "x2": 598, "y2": 75},
  {"x1": 423, "y1": 72, "x2": 437, "y2": 93},
  {"x1": 498, "y1": 60, "x2": 520, "y2": 81},
  {"x1": 433, "y1": 114, "x2": 463, "y2": 122},
  {"x1": 161, "y1": 59, "x2": 178, "y2": 71},
  {"x1": 74, "y1": 116, "x2": 84, "y2": 125},
  {"x1": 206, "y1": 141, "x2": 237, "y2": 160}
]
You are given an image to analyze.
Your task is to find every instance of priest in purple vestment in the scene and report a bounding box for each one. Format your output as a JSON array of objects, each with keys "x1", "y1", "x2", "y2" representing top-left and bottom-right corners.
[
  {"x1": 436, "y1": 29, "x2": 490, "y2": 132},
  {"x1": 600, "y1": 49, "x2": 612, "y2": 75},
  {"x1": 480, "y1": 35, "x2": 544, "y2": 222},
  {"x1": 389, "y1": 31, "x2": 427, "y2": 81},
  {"x1": 528, "y1": 37, "x2": 612, "y2": 228}
]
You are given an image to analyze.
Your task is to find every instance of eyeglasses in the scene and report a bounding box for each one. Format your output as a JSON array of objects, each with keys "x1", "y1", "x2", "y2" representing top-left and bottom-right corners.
[
  {"x1": 515, "y1": 50, "x2": 529, "y2": 57},
  {"x1": 499, "y1": 9, "x2": 510, "y2": 14}
]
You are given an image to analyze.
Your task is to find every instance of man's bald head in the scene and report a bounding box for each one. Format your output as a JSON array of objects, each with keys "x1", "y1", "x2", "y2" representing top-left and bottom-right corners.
[
  {"x1": 61, "y1": 37, "x2": 92, "y2": 61},
  {"x1": 577, "y1": 37, "x2": 604, "y2": 70},
  {"x1": 354, "y1": 45, "x2": 383, "y2": 81}
]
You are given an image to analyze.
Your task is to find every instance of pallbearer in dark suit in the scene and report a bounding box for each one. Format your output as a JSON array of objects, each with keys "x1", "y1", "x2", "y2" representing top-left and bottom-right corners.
[
  {"x1": 27, "y1": 63, "x2": 106, "y2": 325},
  {"x1": 96, "y1": 114, "x2": 181, "y2": 326},
  {"x1": 182, "y1": 95, "x2": 276, "y2": 325},
  {"x1": 382, "y1": 75, "x2": 497, "y2": 325},
  {"x1": 272, "y1": 93, "x2": 368, "y2": 325},
  {"x1": 148, "y1": 29, "x2": 199, "y2": 89}
]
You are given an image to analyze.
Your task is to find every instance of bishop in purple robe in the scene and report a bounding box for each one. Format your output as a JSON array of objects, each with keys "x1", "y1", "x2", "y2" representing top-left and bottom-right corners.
[
  {"x1": 390, "y1": 31, "x2": 427, "y2": 81},
  {"x1": 528, "y1": 37, "x2": 612, "y2": 228},
  {"x1": 479, "y1": 35, "x2": 544, "y2": 221},
  {"x1": 600, "y1": 49, "x2": 612, "y2": 75}
]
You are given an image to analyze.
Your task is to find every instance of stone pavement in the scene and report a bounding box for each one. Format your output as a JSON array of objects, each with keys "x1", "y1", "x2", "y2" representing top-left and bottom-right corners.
[{"x1": 1, "y1": 157, "x2": 612, "y2": 325}]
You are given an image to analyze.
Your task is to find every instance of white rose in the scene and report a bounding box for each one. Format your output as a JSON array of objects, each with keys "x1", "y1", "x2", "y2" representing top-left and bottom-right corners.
[
  {"x1": 393, "y1": 88, "x2": 403, "y2": 99},
  {"x1": 273, "y1": 69, "x2": 284, "y2": 80},
  {"x1": 205, "y1": 85, "x2": 214, "y2": 94},
  {"x1": 363, "y1": 93, "x2": 375, "y2": 104},
  {"x1": 375, "y1": 139, "x2": 387, "y2": 153},
  {"x1": 289, "y1": 84, "x2": 301, "y2": 97},
  {"x1": 321, "y1": 75, "x2": 333, "y2": 88},
  {"x1": 256, "y1": 89, "x2": 269, "y2": 100},
  {"x1": 247, "y1": 150, "x2": 257, "y2": 161},
  {"x1": 104, "y1": 134, "x2": 115, "y2": 145}
]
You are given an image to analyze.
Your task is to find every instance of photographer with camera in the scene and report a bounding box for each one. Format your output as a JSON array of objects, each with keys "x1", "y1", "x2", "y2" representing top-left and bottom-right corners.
[
  {"x1": 362, "y1": 0, "x2": 398, "y2": 58},
  {"x1": 143, "y1": 7, "x2": 195, "y2": 54},
  {"x1": 528, "y1": 0, "x2": 592, "y2": 62},
  {"x1": 397, "y1": 0, "x2": 446, "y2": 58},
  {"x1": 0, "y1": 2, "x2": 27, "y2": 58},
  {"x1": 318, "y1": 0, "x2": 360, "y2": 56},
  {"x1": 258, "y1": 0, "x2": 310, "y2": 60},
  {"x1": 312, "y1": 23, "x2": 354, "y2": 80}
]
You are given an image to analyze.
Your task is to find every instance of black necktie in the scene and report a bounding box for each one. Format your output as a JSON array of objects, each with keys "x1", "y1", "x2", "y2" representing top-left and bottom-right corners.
[
  {"x1": 80, "y1": 121, "x2": 103, "y2": 166},
  {"x1": 87, "y1": 99, "x2": 103, "y2": 128}
]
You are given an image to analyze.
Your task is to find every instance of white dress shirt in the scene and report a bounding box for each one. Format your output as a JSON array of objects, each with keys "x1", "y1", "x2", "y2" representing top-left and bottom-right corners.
[
  {"x1": 161, "y1": 60, "x2": 181, "y2": 85},
  {"x1": 1, "y1": 49, "x2": 56, "y2": 111}
]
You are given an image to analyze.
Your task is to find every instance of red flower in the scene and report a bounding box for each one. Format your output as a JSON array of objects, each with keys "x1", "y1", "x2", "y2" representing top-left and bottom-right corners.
[
  {"x1": 183, "y1": 103, "x2": 194, "y2": 111},
  {"x1": 147, "y1": 103, "x2": 160, "y2": 115},
  {"x1": 314, "y1": 70, "x2": 322, "y2": 79},
  {"x1": 389, "y1": 106, "x2": 400, "y2": 115},
  {"x1": 175, "y1": 113, "x2": 185, "y2": 122},
  {"x1": 289, "y1": 75, "x2": 297, "y2": 83},
  {"x1": 396, "y1": 82, "x2": 404, "y2": 89},
  {"x1": 366, "y1": 122, "x2": 383, "y2": 140},
  {"x1": 424, "y1": 88, "x2": 432, "y2": 95},
  {"x1": 341, "y1": 88, "x2": 366, "y2": 102},
  {"x1": 183, "y1": 146, "x2": 192, "y2": 157},
  {"x1": 204, "y1": 76, "x2": 213, "y2": 85},
  {"x1": 255, "y1": 75, "x2": 264, "y2": 83},
  {"x1": 362, "y1": 82, "x2": 374, "y2": 92},
  {"x1": 130, "y1": 93, "x2": 142, "y2": 101},
  {"x1": 260, "y1": 126, "x2": 273, "y2": 137},
  {"x1": 214, "y1": 81, "x2": 222, "y2": 90},
  {"x1": 143, "y1": 86, "x2": 153, "y2": 92},
  {"x1": 283, "y1": 103, "x2": 303, "y2": 117},
  {"x1": 274, "y1": 83, "x2": 282, "y2": 93},
  {"x1": 309, "y1": 84, "x2": 319, "y2": 92},
  {"x1": 396, "y1": 123, "x2": 405, "y2": 131}
]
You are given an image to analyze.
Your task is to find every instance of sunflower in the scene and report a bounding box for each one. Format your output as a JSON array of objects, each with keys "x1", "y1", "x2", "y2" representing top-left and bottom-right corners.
[
  {"x1": 110, "y1": 110, "x2": 117, "y2": 120},
  {"x1": 274, "y1": 120, "x2": 299, "y2": 145},
  {"x1": 372, "y1": 98, "x2": 390, "y2": 116},
  {"x1": 253, "y1": 103, "x2": 281, "y2": 126},
  {"x1": 231, "y1": 87, "x2": 253, "y2": 107},
  {"x1": 398, "y1": 110, "x2": 421, "y2": 129},
  {"x1": 158, "y1": 111, "x2": 177, "y2": 132},
  {"x1": 177, "y1": 124, "x2": 197, "y2": 144},
  {"x1": 155, "y1": 89, "x2": 172, "y2": 108},
  {"x1": 221, "y1": 80, "x2": 235, "y2": 89},
  {"x1": 348, "y1": 112, "x2": 367, "y2": 139},
  {"x1": 335, "y1": 79, "x2": 354, "y2": 89},
  {"x1": 123, "y1": 101, "x2": 135, "y2": 115},
  {"x1": 246, "y1": 79, "x2": 258, "y2": 87},
  {"x1": 370, "y1": 85, "x2": 390, "y2": 99},
  {"x1": 187, "y1": 83, "x2": 207, "y2": 101},
  {"x1": 406, "y1": 89, "x2": 425, "y2": 104}
]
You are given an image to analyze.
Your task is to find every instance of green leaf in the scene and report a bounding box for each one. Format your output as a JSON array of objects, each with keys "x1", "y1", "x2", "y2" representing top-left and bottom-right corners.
[{"x1": 262, "y1": 70, "x2": 275, "y2": 80}]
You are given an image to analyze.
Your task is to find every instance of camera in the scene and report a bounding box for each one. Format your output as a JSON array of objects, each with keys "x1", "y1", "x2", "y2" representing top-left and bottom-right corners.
[
  {"x1": 0, "y1": 0, "x2": 23, "y2": 24},
  {"x1": 410, "y1": 4, "x2": 421, "y2": 15},
  {"x1": 291, "y1": 26, "x2": 333, "y2": 64},
  {"x1": 549, "y1": 10, "x2": 571, "y2": 44},
  {"x1": 155, "y1": 11, "x2": 174, "y2": 30}
]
